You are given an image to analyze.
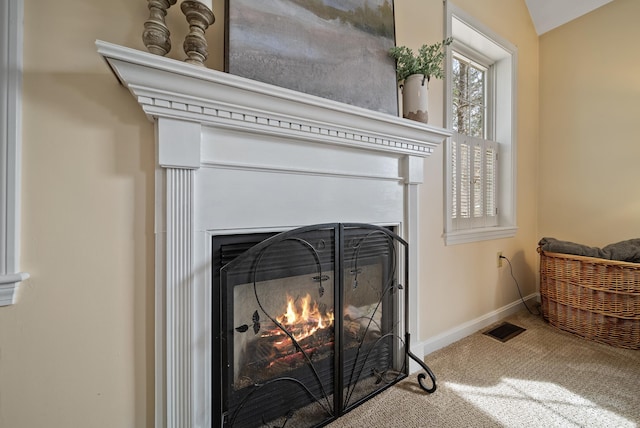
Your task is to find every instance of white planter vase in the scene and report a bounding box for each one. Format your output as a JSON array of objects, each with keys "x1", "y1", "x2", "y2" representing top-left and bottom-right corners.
[{"x1": 401, "y1": 74, "x2": 428, "y2": 123}]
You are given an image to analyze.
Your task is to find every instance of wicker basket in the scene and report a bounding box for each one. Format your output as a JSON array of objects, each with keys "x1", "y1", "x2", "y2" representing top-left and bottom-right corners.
[{"x1": 538, "y1": 248, "x2": 640, "y2": 349}]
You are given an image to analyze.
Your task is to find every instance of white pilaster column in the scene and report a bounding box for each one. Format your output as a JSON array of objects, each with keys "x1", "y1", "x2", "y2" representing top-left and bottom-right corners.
[
  {"x1": 403, "y1": 155, "x2": 424, "y2": 372},
  {"x1": 156, "y1": 117, "x2": 201, "y2": 428},
  {"x1": 165, "y1": 167, "x2": 195, "y2": 427}
]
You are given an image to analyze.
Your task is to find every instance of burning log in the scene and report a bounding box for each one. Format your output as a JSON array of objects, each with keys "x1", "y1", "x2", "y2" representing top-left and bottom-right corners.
[{"x1": 237, "y1": 294, "x2": 385, "y2": 390}]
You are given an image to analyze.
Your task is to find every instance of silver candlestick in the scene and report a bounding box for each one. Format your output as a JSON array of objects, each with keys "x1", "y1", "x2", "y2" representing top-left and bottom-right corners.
[
  {"x1": 181, "y1": 0, "x2": 215, "y2": 66},
  {"x1": 143, "y1": 0, "x2": 177, "y2": 56}
]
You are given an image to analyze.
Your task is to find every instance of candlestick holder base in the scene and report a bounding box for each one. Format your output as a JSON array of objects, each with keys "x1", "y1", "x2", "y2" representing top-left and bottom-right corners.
[
  {"x1": 143, "y1": 0, "x2": 177, "y2": 56},
  {"x1": 181, "y1": 1, "x2": 215, "y2": 66}
]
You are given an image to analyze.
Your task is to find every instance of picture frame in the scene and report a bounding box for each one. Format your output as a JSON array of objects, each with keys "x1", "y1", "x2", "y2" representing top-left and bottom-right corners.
[{"x1": 224, "y1": 0, "x2": 398, "y2": 116}]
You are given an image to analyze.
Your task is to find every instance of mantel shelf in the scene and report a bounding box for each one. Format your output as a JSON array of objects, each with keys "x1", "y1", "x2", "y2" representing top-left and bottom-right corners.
[{"x1": 96, "y1": 40, "x2": 450, "y2": 158}]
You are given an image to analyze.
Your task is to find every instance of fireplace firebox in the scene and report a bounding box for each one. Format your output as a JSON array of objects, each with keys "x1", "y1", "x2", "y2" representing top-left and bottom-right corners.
[{"x1": 213, "y1": 223, "x2": 435, "y2": 427}]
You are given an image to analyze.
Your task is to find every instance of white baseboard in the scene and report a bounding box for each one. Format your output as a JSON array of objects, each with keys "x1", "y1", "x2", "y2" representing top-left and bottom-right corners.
[{"x1": 408, "y1": 293, "x2": 539, "y2": 373}]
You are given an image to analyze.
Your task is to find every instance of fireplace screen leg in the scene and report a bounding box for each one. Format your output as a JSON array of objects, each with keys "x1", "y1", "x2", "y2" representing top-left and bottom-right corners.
[{"x1": 405, "y1": 332, "x2": 437, "y2": 393}]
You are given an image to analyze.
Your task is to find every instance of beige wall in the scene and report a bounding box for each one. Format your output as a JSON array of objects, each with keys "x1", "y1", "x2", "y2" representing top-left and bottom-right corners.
[
  {"x1": 1, "y1": 0, "x2": 167, "y2": 426},
  {"x1": 405, "y1": 0, "x2": 540, "y2": 338},
  {"x1": 0, "y1": 1, "x2": 539, "y2": 427},
  {"x1": 538, "y1": 0, "x2": 640, "y2": 247}
]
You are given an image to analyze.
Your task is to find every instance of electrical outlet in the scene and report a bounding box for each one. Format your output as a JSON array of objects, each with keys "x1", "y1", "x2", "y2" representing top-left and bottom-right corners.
[{"x1": 497, "y1": 251, "x2": 503, "y2": 268}]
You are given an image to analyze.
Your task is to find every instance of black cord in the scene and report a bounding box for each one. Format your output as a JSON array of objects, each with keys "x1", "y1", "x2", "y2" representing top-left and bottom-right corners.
[{"x1": 501, "y1": 255, "x2": 540, "y2": 316}]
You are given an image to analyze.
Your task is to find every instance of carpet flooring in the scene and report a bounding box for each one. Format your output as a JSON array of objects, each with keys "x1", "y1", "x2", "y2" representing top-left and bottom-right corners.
[{"x1": 327, "y1": 310, "x2": 640, "y2": 427}]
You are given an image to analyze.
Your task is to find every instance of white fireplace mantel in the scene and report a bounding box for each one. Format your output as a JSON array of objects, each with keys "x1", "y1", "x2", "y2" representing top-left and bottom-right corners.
[{"x1": 97, "y1": 40, "x2": 450, "y2": 428}]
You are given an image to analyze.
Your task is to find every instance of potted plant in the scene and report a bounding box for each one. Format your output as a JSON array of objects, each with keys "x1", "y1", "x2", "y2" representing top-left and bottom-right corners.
[{"x1": 389, "y1": 38, "x2": 453, "y2": 123}]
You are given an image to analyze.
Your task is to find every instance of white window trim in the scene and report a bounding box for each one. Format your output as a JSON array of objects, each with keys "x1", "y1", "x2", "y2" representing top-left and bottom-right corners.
[
  {"x1": 443, "y1": 2, "x2": 518, "y2": 245},
  {"x1": 0, "y1": 0, "x2": 29, "y2": 306}
]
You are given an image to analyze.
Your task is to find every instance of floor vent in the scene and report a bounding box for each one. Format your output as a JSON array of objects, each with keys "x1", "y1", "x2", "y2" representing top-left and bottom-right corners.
[{"x1": 483, "y1": 322, "x2": 526, "y2": 342}]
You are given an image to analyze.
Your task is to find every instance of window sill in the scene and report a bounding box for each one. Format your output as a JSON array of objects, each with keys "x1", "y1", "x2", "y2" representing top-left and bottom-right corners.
[
  {"x1": 0, "y1": 272, "x2": 30, "y2": 306},
  {"x1": 444, "y1": 226, "x2": 517, "y2": 245}
]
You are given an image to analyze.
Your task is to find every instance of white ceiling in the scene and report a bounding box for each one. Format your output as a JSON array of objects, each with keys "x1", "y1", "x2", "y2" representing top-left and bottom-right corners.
[{"x1": 525, "y1": 0, "x2": 614, "y2": 35}]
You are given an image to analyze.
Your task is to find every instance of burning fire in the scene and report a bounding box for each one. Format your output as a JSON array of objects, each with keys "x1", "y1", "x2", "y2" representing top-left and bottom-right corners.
[{"x1": 271, "y1": 293, "x2": 334, "y2": 346}]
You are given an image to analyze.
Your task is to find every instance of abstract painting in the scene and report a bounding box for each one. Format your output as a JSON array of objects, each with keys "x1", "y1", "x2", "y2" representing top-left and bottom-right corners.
[{"x1": 225, "y1": 0, "x2": 398, "y2": 116}]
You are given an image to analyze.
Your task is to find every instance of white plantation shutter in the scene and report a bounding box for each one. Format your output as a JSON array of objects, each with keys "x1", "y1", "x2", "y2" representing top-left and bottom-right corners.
[{"x1": 451, "y1": 132, "x2": 498, "y2": 230}]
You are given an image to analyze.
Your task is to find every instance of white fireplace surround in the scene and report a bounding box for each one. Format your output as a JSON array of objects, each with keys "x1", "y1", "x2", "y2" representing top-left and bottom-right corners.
[{"x1": 97, "y1": 40, "x2": 450, "y2": 428}]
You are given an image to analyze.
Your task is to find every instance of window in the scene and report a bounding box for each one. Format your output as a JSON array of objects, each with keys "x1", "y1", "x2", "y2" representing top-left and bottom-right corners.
[
  {"x1": 444, "y1": 3, "x2": 517, "y2": 245},
  {"x1": 450, "y1": 51, "x2": 498, "y2": 230}
]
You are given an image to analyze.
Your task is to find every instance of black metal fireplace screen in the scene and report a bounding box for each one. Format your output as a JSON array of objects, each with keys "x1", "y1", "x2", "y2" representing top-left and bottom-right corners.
[{"x1": 213, "y1": 223, "x2": 435, "y2": 427}]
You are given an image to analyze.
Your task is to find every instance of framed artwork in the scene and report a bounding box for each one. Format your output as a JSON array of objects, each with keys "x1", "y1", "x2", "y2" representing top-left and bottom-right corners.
[{"x1": 225, "y1": 0, "x2": 398, "y2": 116}]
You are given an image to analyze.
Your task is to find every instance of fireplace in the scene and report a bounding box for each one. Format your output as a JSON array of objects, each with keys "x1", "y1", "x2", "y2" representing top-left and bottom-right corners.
[
  {"x1": 214, "y1": 224, "x2": 408, "y2": 427},
  {"x1": 97, "y1": 41, "x2": 450, "y2": 428}
]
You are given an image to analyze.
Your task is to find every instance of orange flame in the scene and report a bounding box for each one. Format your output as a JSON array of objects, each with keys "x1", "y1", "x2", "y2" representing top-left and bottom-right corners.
[{"x1": 274, "y1": 293, "x2": 334, "y2": 343}]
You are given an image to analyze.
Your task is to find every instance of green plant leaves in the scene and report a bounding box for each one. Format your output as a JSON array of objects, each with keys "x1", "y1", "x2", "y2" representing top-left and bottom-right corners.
[{"x1": 388, "y1": 37, "x2": 453, "y2": 82}]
